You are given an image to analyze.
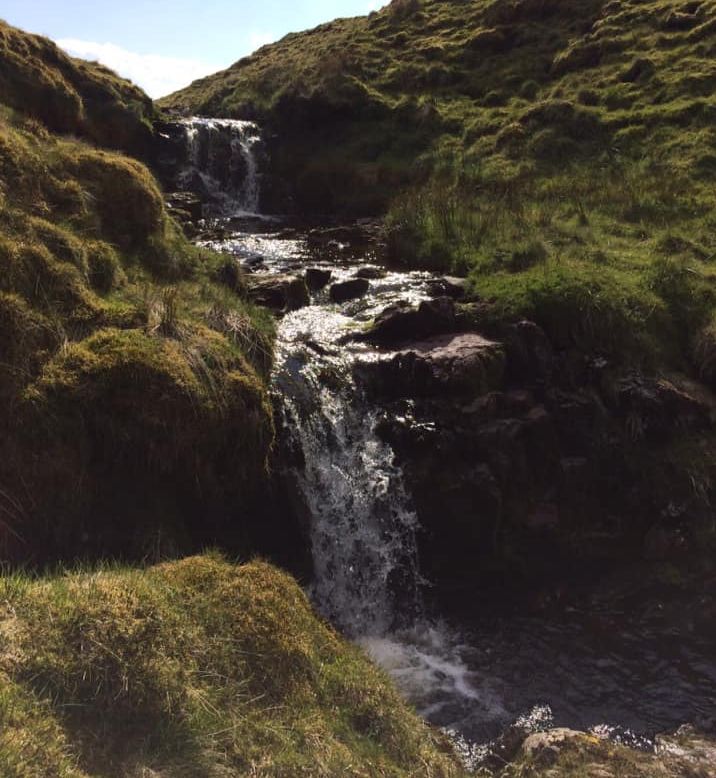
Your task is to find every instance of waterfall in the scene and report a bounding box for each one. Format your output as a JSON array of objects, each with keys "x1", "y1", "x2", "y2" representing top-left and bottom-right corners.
[
  {"x1": 176, "y1": 118, "x2": 262, "y2": 215},
  {"x1": 273, "y1": 306, "x2": 423, "y2": 638},
  {"x1": 272, "y1": 290, "x2": 486, "y2": 740}
]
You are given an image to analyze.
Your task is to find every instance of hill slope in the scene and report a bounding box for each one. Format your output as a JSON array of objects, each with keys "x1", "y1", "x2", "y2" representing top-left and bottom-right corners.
[
  {"x1": 163, "y1": 0, "x2": 716, "y2": 379},
  {"x1": 0, "y1": 19, "x2": 155, "y2": 157},
  {"x1": 0, "y1": 22, "x2": 278, "y2": 564}
]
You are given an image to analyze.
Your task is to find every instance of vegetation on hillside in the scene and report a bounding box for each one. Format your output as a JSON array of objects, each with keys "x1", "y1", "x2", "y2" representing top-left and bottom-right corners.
[
  {"x1": 163, "y1": 0, "x2": 716, "y2": 376},
  {"x1": 0, "y1": 26, "x2": 276, "y2": 564},
  {"x1": 0, "y1": 554, "x2": 464, "y2": 777},
  {"x1": 0, "y1": 19, "x2": 156, "y2": 157}
]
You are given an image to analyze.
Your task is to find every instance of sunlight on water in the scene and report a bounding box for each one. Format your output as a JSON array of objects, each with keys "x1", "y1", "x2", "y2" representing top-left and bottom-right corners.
[{"x1": 205, "y1": 220, "x2": 716, "y2": 767}]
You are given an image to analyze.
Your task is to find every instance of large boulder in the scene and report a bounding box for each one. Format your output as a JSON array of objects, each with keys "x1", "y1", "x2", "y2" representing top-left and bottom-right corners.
[
  {"x1": 512, "y1": 726, "x2": 716, "y2": 777},
  {"x1": 305, "y1": 267, "x2": 332, "y2": 291},
  {"x1": 359, "y1": 297, "x2": 457, "y2": 346},
  {"x1": 425, "y1": 276, "x2": 467, "y2": 300},
  {"x1": 247, "y1": 274, "x2": 310, "y2": 311},
  {"x1": 357, "y1": 332, "x2": 505, "y2": 398},
  {"x1": 611, "y1": 373, "x2": 715, "y2": 437},
  {"x1": 330, "y1": 277, "x2": 370, "y2": 303}
]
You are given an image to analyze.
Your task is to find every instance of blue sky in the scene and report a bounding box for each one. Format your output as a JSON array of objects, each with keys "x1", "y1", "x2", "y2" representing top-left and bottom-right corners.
[{"x1": 1, "y1": 0, "x2": 384, "y2": 97}]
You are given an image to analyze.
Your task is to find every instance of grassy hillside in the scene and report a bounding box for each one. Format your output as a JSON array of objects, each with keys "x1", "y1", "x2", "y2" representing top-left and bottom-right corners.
[
  {"x1": 0, "y1": 24, "x2": 277, "y2": 564},
  {"x1": 0, "y1": 19, "x2": 155, "y2": 157},
  {"x1": 0, "y1": 554, "x2": 464, "y2": 777},
  {"x1": 163, "y1": 0, "x2": 716, "y2": 377}
]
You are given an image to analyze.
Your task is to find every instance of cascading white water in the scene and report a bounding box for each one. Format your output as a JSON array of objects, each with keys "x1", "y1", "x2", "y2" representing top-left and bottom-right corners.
[
  {"x1": 177, "y1": 117, "x2": 262, "y2": 215},
  {"x1": 274, "y1": 304, "x2": 423, "y2": 637},
  {"x1": 199, "y1": 224, "x2": 716, "y2": 766}
]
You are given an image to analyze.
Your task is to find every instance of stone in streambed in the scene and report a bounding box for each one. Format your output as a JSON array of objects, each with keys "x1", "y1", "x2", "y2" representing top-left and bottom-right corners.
[
  {"x1": 425, "y1": 276, "x2": 467, "y2": 300},
  {"x1": 359, "y1": 296, "x2": 457, "y2": 346},
  {"x1": 357, "y1": 332, "x2": 505, "y2": 398},
  {"x1": 247, "y1": 274, "x2": 310, "y2": 312},
  {"x1": 305, "y1": 268, "x2": 332, "y2": 291},
  {"x1": 166, "y1": 191, "x2": 203, "y2": 221},
  {"x1": 330, "y1": 278, "x2": 370, "y2": 303},
  {"x1": 356, "y1": 266, "x2": 387, "y2": 280}
]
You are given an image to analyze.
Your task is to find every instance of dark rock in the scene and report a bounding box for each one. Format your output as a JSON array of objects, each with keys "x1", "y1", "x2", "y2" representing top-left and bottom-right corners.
[
  {"x1": 613, "y1": 373, "x2": 714, "y2": 436},
  {"x1": 247, "y1": 274, "x2": 310, "y2": 312},
  {"x1": 356, "y1": 266, "x2": 387, "y2": 280},
  {"x1": 360, "y1": 297, "x2": 457, "y2": 346},
  {"x1": 357, "y1": 332, "x2": 505, "y2": 398},
  {"x1": 242, "y1": 253, "x2": 266, "y2": 271},
  {"x1": 330, "y1": 277, "x2": 370, "y2": 303},
  {"x1": 305, "y1": 267, "x2": 333, "y2": 291},
  {"x1": 166, "y1": 191, "x2": 203, "y2": 221},
  {"x1": 504, "y1": 320, "x2": 554, "y2": 382},
  {"x1": 425, "y1": 276, "x2": 467, "y2": 300}
]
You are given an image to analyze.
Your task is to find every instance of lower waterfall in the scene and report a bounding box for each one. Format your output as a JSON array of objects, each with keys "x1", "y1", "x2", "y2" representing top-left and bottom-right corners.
[{"x1": 194, "y1": 201, "x2": 716, "y2": 768}]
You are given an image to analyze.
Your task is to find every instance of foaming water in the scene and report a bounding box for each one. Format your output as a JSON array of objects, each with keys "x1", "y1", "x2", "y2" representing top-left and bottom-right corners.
[
  {"x1": 273, "y1": 281, "x2": 427, "y2": 636},
  {"x1": 360, "y1": 624, "x2": 495, "y2": 720}
]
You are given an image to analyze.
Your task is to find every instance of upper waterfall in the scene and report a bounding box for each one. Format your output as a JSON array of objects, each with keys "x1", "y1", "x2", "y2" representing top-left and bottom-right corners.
[{"x1": 174, "y1": 117, "x2": 263, "y2": 216}]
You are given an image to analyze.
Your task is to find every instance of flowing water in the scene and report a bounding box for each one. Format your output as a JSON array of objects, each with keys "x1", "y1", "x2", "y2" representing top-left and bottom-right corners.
[
  {"x1": 189, "y1": 125, "x2": 716, "y2": 766},
  {"x1": 175, "y1": 117, "x2": 262, "y2": 215}
]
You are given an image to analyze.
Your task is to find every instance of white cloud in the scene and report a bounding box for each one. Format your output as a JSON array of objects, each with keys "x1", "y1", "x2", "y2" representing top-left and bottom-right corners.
[
  {"x1": 56, "y1": 38, "x2": 223, "y2": 99},
  {"x1": 247, "y1": 31, "x2": 276, "y2": 52}
]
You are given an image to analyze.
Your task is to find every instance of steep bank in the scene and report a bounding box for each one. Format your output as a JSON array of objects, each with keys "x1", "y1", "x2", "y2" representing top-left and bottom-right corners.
[
  {"x1": 0, "y1": 23, "x2": 282, "y2": 565},
  {"x1": 0, "y1": 554, "x2": 464, "y2": 777}
]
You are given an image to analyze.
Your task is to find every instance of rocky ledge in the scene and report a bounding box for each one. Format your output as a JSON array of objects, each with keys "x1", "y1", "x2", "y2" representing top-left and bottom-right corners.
[
  {"x1": 344, "y1": 290, "x2": 716, "y2": 606},
  {"x1": 495, "y1": 725, "x2": 716, "y2": 777}
]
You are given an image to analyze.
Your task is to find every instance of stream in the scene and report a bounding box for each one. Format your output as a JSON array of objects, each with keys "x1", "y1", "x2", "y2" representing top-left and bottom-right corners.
[{"x1": 173, "y1": 118, "x2": 716, "y2": 767}]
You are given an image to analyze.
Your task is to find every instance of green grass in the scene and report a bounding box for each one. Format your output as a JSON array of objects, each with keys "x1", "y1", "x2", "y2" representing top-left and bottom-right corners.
[
  {"x1": 162, "y1": 0, "x2": 716, "y2": 373},
  {"x1": 0, "y1": 19, "x2": 155, "y2": 158},
  {"x1": 0, "y1": 554, "x2": 465, "y2": 777},
  {"x1": 0, "y1": 73, "x2": 276, "y2": 564}
]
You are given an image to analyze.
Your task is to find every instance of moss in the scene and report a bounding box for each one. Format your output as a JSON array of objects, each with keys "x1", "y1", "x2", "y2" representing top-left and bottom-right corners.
[
  {"x1": 0, "y1": 19, "x2": 155, "y2": 157},
  {"x1": 86, "y1": 241, "x2": 125, "y2": 293},
  {"x1": 694, "y1": 313, "x2": 716, "y2": 387},
  {"x1": 68, "y1": 149, "x2": 165, "y2": 250},
  {"x1": 0, "y1": 292, "x2": 58, "y2": 402},
  {"x1": 0, "y1": 556, "x2": 466, "y2": 776},
  {"x1": 471, "y1": 262, "x2": 670, "y2": 360},
  {"x1": 0, "y1": 36, "x2": 277, "y2": 564}
]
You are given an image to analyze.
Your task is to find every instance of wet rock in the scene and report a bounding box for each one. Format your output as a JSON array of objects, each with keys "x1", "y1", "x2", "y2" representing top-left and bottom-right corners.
[
  {"x1": 330, "y1": 277, "x2": 370, "y2": 303},
  {"x1": 242, "y1": 252, "x2": 266, "y2": 271},
  {"x1": 512, "y1": 725, "x2": 716, "y2": 777},
  {"x1": 360, "y1": 297, "x2": 457, "y2": 346},
  {"x1": 425, "y1": 276, "x2": 467, "y2": 300},
  {"x1": 357, "y1": 332, "x2": 505, "y2": 398},
  {"x1": 356, "y1": 266, "x2": 387, "y2": 280},
  {"x1": 247, "y1": 274, "x2": 310, "y2": 312},
  {"x1": 521, "y1": 728, "x2": 585, "y2": 759},
  {"x1": 166, "y1": 191, "x2": 203, "y2": 222},
  {"x1": 305, "y1": 267, "x2": 332, "y2": 291}
]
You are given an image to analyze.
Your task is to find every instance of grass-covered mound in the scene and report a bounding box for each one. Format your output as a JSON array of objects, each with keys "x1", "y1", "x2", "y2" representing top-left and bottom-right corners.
[
  {"x1": 0, "y1": 19, "x2": 155, "y2": 157},
  {"x1": 163, "y1": 0, "x2": 716, "y2": 373},
  {"x1": 0, "y1": 554, "x2": 464, "y2": 777},
  {"x1": 0, "y1": 80, "x2": 275, "y2": 563}
]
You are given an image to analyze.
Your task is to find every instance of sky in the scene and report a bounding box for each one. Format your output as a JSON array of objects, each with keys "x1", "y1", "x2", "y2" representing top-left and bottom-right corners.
[{"x1": 1, "y1": 0, "x2": 385, "y2": 98}]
